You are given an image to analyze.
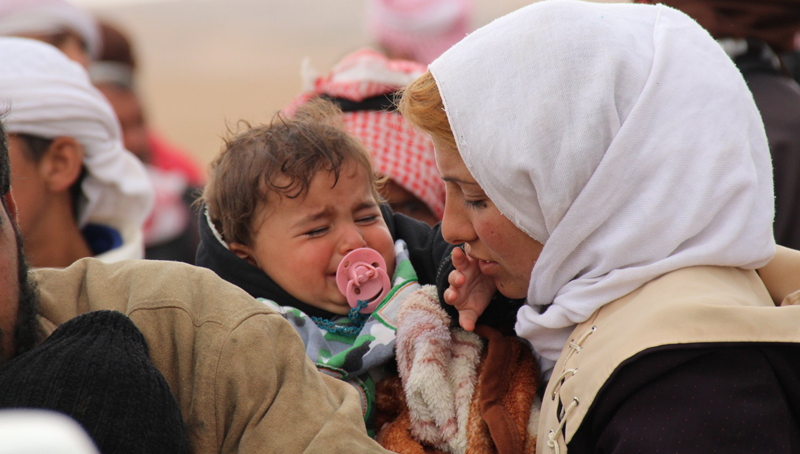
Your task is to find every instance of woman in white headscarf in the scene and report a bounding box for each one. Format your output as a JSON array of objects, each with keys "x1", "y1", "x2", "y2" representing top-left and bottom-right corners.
[{"x1": 400, "y1": 1, "x2": 800, "y2": 452}]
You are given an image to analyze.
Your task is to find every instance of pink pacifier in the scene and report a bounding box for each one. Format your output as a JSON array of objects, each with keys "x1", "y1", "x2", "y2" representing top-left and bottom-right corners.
[{"x1": 336, "y1": 248, "x2": 392, "y2": 314}]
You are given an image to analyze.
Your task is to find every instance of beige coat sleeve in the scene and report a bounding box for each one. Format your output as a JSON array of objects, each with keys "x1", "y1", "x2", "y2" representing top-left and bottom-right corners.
[
  {"x1": 33, "y1": 259, "x2": 389, "y2": 453},
  {"x1": 214, "y1": 314, "x2": 390, "y2": 453}
]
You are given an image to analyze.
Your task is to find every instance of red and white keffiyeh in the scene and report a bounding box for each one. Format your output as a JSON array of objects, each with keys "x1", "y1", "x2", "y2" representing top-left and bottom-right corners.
[{"x1": 294, "y1": 49, "x2": 445, "y2": 219}]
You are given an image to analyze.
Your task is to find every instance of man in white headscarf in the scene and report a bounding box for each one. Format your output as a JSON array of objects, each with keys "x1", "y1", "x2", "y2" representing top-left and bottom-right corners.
[
  {"x1": 0, "y1": 38, "x2": 153, "y2": 267},
  {"x1": 0, "y1": 0, "x2": 100, "y2": 68},
  {"x1": 400, "y1": 1, "x2": 800, "y2": 452}
]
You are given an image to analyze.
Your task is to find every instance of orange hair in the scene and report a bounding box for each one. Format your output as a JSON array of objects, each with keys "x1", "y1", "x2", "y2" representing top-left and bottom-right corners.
[{"x1": 398, "y1": 71, "x2": 457, "y2": 150}]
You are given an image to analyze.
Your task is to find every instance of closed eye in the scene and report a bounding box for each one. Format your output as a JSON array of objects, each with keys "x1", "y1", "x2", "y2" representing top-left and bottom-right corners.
[
  {"x1": 463, "y1": 199, "x2": 488, "y2": 210},
  {"x1": 355, "y1": 215, "x2": 379, "y2": 224},
  {"x1": 304, "y1": 226, "x2": 329, "y2": 238}
]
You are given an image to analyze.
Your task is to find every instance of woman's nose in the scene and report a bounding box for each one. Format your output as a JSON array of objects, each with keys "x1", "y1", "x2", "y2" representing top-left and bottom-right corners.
[{"x1": 441, "y1": 197, "x2": 475, "y2": 245}]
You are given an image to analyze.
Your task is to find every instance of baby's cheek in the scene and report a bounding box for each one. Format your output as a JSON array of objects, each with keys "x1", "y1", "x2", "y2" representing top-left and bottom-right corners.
[{"x1": 383, "y1": 246, "x2": 397, "y2": 278}]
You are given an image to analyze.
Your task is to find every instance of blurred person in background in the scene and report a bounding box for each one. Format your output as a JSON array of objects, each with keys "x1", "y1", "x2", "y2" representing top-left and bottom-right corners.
[
  {"x1": 291, "y1": 49, "x2": 444, "y2": 226},
  {"x1": 366, "y1": 0, "x2": 472, "y2": 65},
  {"x1": 641, "y1": 0, "x2": 800, "y2": 249},
  {"x1": 91, "y1": 22, "x2": 202, "y2": 264},
  {"x1": 0, "y1": 38, "x2": 152, "y2": 267},
  {"x1": 0, "y1": 0, "x2": 100, "y2": 69},
  {"x1": 782, "y1": 32, "x2": 800, "y2": 84}
]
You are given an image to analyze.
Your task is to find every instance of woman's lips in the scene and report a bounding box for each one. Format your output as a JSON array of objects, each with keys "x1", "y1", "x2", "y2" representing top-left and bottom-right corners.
[{"x1": 478, "y1": 259, "x2": 499, "y2": 275}]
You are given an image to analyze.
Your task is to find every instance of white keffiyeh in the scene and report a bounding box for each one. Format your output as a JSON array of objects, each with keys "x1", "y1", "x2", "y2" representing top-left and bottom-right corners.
[
  {"x1": 0, "y1": 37, "x2": 153, "y2": 258},
  {"x1": 429, "y1": 1, "x2": 775, "y2": 364}
]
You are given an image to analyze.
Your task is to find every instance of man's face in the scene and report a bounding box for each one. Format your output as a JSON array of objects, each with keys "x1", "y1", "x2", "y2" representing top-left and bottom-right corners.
[
  {"x1": 0, "y1": 193, "x2": 40, "y2": 363},
  {"x1": 7, "y1": 136, "x2": 48, "y2": 243}
]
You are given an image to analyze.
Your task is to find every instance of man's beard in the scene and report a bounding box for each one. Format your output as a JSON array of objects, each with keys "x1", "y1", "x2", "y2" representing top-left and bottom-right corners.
[{"x1": 0, "y1": 227, "x2": 41, "y2": 363}]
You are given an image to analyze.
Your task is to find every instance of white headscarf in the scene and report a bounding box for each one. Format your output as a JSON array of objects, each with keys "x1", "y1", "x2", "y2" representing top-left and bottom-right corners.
[
  {"x1": 0, "y1": 0, "x2": 101, "y2": 59},
  {"x1": 429, "y1": 1, "x2": 775, "y2": 363},
  {"x1": 0, "y1": 38, "x2": 153, "y2": 255}
]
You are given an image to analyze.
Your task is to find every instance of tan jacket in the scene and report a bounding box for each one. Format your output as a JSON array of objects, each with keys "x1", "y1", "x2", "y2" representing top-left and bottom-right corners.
[
  {"x1": 538, "y1": 266, "x2": 800, "y2": 454},
  {"x1": 32, "y1": 258, "x2": 390, "y2": 454}
]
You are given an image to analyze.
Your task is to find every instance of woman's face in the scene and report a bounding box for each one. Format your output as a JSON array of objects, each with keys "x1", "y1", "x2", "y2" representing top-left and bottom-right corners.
[{"x1": 434, "y1": 139, "x2": 544, "y2": 299}]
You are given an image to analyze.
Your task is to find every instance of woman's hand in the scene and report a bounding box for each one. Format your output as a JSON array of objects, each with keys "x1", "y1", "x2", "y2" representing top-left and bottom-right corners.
[{"x1": 443, "y1": 246, "x2": 497, "y2": 331}]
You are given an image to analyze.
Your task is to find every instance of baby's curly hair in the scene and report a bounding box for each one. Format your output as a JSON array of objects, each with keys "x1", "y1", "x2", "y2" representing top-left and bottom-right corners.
[{"x1": 203, "y1": 98, "x2": 383, "y2": 246}]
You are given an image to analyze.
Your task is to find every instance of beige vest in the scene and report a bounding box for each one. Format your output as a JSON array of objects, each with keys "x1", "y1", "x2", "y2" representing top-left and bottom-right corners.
[{"x1": 538, "y1": 266, "x2": 800, "y2": 454}]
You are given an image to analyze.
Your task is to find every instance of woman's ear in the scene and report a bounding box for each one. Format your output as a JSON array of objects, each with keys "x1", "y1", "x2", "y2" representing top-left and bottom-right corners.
[
  {"x1": 38, "y1": 137, "x2": 84, "y2": 193},
  {"x1": 228, "y1": 242, "x2": 260, "y2": 268}
]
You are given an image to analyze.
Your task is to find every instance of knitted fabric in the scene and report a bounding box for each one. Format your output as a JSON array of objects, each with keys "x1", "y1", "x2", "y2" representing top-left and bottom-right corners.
[
  {"x1": 258, "y1": 239, "x2": 421, "y2": 430},
  {"x1": 379, "y1": 285, "x2": 539, "y2": 454},
  {"x1": 0, "y1": 310, "x2": 189, "y2": 454}
]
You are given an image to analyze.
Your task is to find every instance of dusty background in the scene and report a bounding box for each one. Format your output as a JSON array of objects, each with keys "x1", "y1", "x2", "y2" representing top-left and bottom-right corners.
[{"x1": 77, "y1": 0, "x2": 625, "y2": 170}]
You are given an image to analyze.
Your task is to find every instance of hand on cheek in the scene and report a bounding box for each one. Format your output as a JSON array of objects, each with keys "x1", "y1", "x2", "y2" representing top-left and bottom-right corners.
[{"x1": 444, "y1": 246, "x2": 497, "y2": 331}]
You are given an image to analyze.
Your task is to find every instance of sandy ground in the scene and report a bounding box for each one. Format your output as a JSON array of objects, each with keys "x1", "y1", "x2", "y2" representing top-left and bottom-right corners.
[{"x1": 85, "y1": 0, "x2": 623, "y2": 169}]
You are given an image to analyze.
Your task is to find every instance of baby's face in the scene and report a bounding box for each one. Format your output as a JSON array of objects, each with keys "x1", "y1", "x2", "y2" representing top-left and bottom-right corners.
[{"x1": 234, "y1": 164, "x2": 395, "y2": 315}]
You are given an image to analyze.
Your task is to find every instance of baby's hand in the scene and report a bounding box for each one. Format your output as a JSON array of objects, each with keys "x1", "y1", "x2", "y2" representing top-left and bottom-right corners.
[{"x1": 443, "y1": 246, "x2": 496, "y2": 332}]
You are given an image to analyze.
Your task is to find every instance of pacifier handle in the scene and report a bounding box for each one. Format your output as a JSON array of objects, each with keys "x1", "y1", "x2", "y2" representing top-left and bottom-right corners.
[{"x1": 336, "y1": 248, "x2": 392, "y2": 314}]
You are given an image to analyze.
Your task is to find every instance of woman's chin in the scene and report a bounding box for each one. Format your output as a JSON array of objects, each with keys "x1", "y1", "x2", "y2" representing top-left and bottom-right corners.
[{"x1": 494, "y1": 278, "x2": 529, "y2": 300}]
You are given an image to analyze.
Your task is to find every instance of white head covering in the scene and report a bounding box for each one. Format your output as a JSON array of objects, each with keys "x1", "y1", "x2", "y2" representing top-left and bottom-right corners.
[
  {"x1": 429, "y1": 1, "x2": 775, "y2": 364},
  {"x1": 0, "y1": 0, "x2": 101, "y2": 59},
  {"x1": 0, "y1": 410, "x2": 99, "y2": 454},
  {"x1": 0, "y1": 37, "x2": 153, "y2": 257}
]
